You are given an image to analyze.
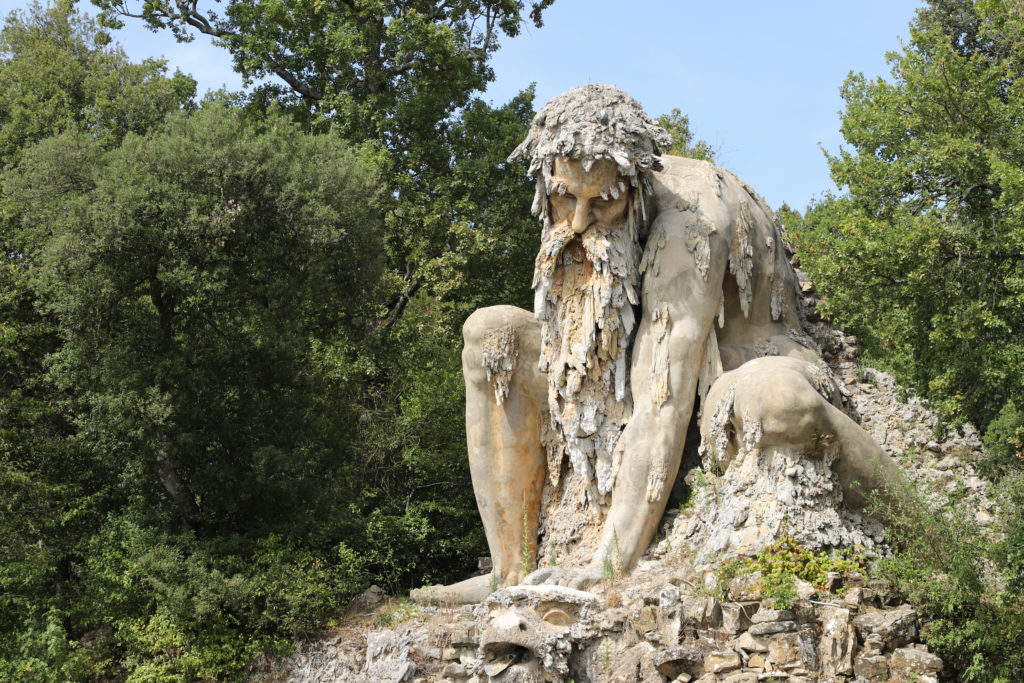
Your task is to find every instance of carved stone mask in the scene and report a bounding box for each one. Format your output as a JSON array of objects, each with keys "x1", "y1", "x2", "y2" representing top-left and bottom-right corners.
[{"x1": 475, "y1": 585, "x2": 598, "y2": 682}]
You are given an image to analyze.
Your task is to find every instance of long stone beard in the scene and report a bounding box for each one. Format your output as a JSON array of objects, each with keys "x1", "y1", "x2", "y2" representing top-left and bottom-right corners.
[{"x1": 533, "y1": 219, "x2": 641, "y2": 499}]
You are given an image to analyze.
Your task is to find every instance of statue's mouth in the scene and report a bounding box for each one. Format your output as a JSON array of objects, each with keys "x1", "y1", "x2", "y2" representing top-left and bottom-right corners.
[{"x1": 481, "y1": 642, "x2": 532, "y2": 677}]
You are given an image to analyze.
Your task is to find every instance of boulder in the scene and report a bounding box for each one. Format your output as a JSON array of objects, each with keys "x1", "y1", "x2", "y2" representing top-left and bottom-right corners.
[
  {"x1": 890, "y1": 646, "x2": 943, "y2": 679},
  {"x1": 749, "y1": 620, "x2": 797, "y2": 636},
  {"x1": 818, "y1": 607, "x2": 855, "y2": 678},
  {"x1": 768, "y1": 629, "x2": 817, "y2": 670},
  {"x1": 854, "y1": 651, "x2": 889, "y2": 680},
  {"x1": 852, "y1": 605, "x2": 918, "y2": 649}
]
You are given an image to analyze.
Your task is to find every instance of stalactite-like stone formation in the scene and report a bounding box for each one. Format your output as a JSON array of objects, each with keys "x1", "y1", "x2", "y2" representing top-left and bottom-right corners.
[
  {"x1": 700, "y1": 387, "x2": 736, "y2": 470},
  {"x1": 770, "y1": 279, "x2": 786, "y2": 321},
  {"x1": 533, "y1": 219, "x2": 640, "y2": 499},
  {"x1": 508, "y1": 83, "x2": 671, "y2": 193},
  {"x1": 480, "y1": 324, "x2": 519, "y2": 406},
  {"x1": 509, "y1": 83, "x2": 670, "y2": 251},
  {"x1": 649, "y1": 303, "x2": 671, "y2": 408},
  {"x1": 729, "y1": 201, "x2": 755, "y2": 319}
]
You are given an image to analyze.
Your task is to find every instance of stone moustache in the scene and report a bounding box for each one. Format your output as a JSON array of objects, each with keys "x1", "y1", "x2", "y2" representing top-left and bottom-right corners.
[{"x1": 411, "y1": 84, "x2": 901, "y2": 606}]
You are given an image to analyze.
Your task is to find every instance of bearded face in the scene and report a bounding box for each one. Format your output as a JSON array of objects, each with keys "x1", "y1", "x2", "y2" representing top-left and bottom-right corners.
[{"x1": 533, "y1": 157, "x2": 641, "y2": 499}]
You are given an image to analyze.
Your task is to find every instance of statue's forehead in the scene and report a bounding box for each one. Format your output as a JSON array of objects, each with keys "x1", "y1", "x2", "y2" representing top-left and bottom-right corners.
[{"x1": 551, "y1": 156, "x2": 623, "y2": 193}]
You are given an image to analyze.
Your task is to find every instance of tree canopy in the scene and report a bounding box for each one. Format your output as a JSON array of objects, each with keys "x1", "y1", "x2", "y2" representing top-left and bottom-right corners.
[
  {"x1": 0, "y1": 1, "x2": 546, "y2": 677},
  {"x1": 788, "y1": 0, "x2": 1024, "y2": 470}
]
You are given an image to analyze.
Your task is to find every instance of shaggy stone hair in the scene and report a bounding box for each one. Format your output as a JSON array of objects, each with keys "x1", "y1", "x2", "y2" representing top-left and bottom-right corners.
[{"x1": 508, "y1": 83, "x2": 672, "y2": 239}]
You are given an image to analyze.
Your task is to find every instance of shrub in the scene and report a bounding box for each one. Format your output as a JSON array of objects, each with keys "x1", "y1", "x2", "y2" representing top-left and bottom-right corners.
[{"x1": 869, "y1": 472, "x2": 1024, "y2": 682}]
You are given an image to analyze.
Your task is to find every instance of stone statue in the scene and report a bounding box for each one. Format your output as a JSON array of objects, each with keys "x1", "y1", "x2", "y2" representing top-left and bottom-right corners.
[{"x1": 412, "y1": 84, "x2": 900, "y2": 605}]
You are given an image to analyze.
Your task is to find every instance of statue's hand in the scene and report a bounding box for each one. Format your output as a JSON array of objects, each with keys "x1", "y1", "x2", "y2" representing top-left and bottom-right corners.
[{"x1": 522, "y1": 565, "x2": 605, "y2": 591}]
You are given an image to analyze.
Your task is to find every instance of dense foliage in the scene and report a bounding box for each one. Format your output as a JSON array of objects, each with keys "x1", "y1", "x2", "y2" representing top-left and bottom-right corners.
[
  {"x1": 787, "y1": 0, "x2": 1024, "y2": 475},
  {"x1": 0, "y1": 1, "x2": 544, "y2": 678},
  {"x1": 867, "y1": 472, "x2": 1024, "y2": 682},
  {"x1": 89, "y1": 0, "x2": 552, "y2": 318}
]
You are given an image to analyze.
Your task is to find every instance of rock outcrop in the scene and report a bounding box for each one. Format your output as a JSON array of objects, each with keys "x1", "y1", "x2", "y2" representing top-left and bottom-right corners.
[{"x1": 255, "y1": 566, "x2": 944, "y2": 682}]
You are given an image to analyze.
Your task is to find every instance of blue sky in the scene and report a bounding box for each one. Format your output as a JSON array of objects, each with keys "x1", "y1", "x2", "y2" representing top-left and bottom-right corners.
[{"x1": 23, "y1": 0, "x2": 923, "y2": 211}]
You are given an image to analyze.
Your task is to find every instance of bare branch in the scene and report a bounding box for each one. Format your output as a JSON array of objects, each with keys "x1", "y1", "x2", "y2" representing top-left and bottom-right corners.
[{"x1": 381, "y1": 276, "x2": 425, "y2": 333}]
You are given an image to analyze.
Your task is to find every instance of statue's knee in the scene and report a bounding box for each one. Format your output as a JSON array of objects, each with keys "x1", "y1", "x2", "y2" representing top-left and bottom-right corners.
[
  {"x1": 737, "y1": 371, "x2": 827, "y2": 444},
  {"x1": 463, "y1": 305, "x2": 532, "y2": 347}
]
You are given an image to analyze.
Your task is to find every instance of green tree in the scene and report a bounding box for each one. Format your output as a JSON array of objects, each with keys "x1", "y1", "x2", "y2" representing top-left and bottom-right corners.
[
  {"x1": 0, "y1": 0, "x2": 195, "y2": 167},
  {"x1": 790, "y1": 0, "x2": 1024, "y2": 459},
  {"x1": 90, "y1": 0, "x2": 554, "y2": 327},
  {"x1": 0, "y1": 4, "x2": 197, "y2": 678},
  {"x1": 3, "y1": 99, "x2": 386, "y2": 680},
  {"x1": 87, "y1": 0, "x2": 552, "y2": 596},
  {"x1": 788, "y1": 4, "x2": 1024, "y2": 678},
  {"x1": 8, "y1": 102, "x2": 385, "y2": 534},
  {"x1": 655, "y1": 108, "x2": 716, "y2": 161}
]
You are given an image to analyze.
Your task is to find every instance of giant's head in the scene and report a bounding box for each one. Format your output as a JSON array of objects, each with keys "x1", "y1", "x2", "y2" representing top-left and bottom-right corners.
[
  {"x1": 508, "y1": 83, "x2": 671, "y2": 244},
  {"x1": 509, "y1": 86, "x2": 670, "y2": 499}
]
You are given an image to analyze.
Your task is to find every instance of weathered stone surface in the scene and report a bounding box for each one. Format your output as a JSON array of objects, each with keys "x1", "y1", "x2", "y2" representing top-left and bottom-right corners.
[
  {"x1": 768, "y1": 630, "x2": 816, "y2": 670},
  {"x1": 792, "y1": 599, "x2": 816, "y2": 625},
  {"x1": 632, "y1": 604, "x2": 658, "y2": 638},
  {"x1": 654, "y1": 643, "x2": 709, "y2": 678},
  {"x1": 681, "y1": 596, "x2": 722, "y2": 628},
  {"x1": 606, "y1": 642, "x2": 648, "y2": 682},
  {"x1": 474, "y1": 585, "x2": 599, "y2": 680},
  {"x1": 890, "y1": 647, "x2": 943, "y2": 677},
  {"x1": 853, "y1": 605, "x2": 918, "y2": 649},
  {"x1": 751, "y1": 607, "x2": 793, "y2": 624},
  {"x1": 749, "y1": 620, "x2": 797, "y2": 636},
  {"x1": 728, "y1": 572, "x2": 764, "y2": 602},
  {"x1": 862, "y1": 632, "x2": 884, "y2": 653},
  {"x1": 448, "y1": 619, "x2": 477, "y2": 647},
  {"x1": 733, "y1": 630, "x2": 769, "y2": 653},
  {"x1": 721, "y1": 673, "x2": 758, "y2": 683},
  {"x1": 854, "y1": 651, "x2": 889, "y2": 680},
  {"x1": 818, "y1": 607, "x2": 855, "y2": 678},
  {"x1": 442, "y1": 662, "x2": 466, "y2": 677},
  {"x1": 721, "y1": 601, "x2": 758, "y2": 634},
  {"x1": 707, "y1": 650, "x2": 742, "y2": 673}
]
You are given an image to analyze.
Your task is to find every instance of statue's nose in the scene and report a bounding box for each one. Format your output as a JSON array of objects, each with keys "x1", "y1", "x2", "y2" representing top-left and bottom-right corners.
[{"x1": 571, "y1": 197, "x2": 592, "y2": 234}]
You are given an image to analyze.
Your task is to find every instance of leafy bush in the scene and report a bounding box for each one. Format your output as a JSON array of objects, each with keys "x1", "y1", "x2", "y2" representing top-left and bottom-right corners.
[
  {"x1": 868, "y1": 472, "x2": 1024, "y2": 682},
  {"x1": 982, "y1": 401, "x2": 1024, "y2": 480},
  {"x1": 67, "y1": 519, "x2": 368, "y2": 682},
  {"x1": 717, "y1": 534, "x2": 867, "y2": 609}
]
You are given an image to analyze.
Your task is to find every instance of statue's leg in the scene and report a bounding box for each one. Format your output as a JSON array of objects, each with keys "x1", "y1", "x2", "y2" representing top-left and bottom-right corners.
[
  {"x1": 726, "y1": 356, "x2": 902, "y2": 516},
  {"x1": 411, "y1": 305, "x2": 546, "y2": 604},
  {"x1": 463, "y1": 305, "x2": 547, "y2": 585}
]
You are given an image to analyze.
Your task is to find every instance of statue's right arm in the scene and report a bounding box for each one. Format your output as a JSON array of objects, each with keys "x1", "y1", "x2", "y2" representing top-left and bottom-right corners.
[{"x1": 594, "y1": 198, "x2": 733, "y2": 571}]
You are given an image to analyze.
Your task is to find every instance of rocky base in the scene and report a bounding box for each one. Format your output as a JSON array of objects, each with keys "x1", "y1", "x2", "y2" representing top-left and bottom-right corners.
[
  {"x1": 254, "y1": 566, "x2": 945, "y2": 683},
  {"x1": 673, "y1": 445, "x2": 886, "y2": 567}
]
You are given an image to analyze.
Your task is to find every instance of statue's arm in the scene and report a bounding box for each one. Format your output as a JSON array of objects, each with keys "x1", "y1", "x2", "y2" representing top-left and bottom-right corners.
[{"x1": 594, "y1": 203, "x2": 732, "y2": 571}]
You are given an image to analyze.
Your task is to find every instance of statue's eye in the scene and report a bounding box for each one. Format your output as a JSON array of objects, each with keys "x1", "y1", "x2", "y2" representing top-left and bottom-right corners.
[
  {"x1": 549, "y1": 192, "x2": 576, "y2": 221},
  {"x1": 541, "y1": 608, "x2": 573, "y2": 627}
]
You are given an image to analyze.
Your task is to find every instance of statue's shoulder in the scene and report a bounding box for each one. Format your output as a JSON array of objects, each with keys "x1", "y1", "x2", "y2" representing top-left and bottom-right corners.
[
  {"x1": 647, "y1": 155, "x2": 740, "y2": 245},
  {"x1": 650, "y1": 155, "x2": 720, "y2": 213}
]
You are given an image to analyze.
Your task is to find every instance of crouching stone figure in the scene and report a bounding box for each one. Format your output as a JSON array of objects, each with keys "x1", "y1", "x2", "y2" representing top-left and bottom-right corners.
[{"x1": 412, "y1": 84, "x2": 899, "y2": 604}]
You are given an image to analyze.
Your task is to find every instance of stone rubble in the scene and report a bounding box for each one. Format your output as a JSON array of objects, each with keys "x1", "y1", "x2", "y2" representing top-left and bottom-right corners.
[{"x1": 254, "y1": 570, "x2": 946, "y2": 682}]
